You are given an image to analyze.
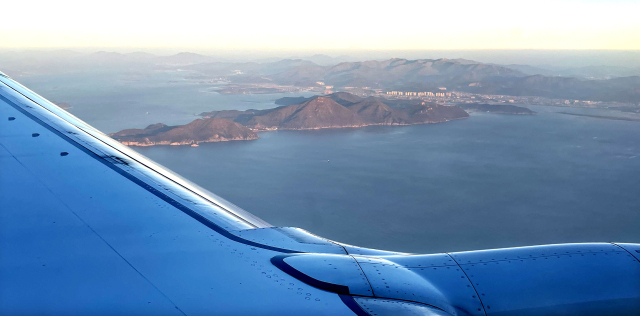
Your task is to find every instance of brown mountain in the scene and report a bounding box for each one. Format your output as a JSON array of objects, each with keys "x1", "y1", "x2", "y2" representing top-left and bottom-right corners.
[
  {"x1": 346, "y1": 99, "x2": 407, "y2": 124},
  {"x1": 243, "y1": 97, "x2": 366, "y2": 130},
  {"x1": 110, "y1": 118, "x2": 258, "y2": 146},
  {"x1": 327, "y1": 92, "x2": 364, "y2": 106}
]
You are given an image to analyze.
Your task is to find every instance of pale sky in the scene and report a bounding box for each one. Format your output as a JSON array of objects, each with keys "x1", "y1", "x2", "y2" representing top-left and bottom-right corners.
[{"x1": 2, "y1": 0, "x2": 639, "y2": 50}]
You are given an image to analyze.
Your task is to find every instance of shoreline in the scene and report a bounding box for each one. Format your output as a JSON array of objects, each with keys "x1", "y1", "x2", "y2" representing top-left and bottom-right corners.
[{"x1": 118, "y1": 117, "x2": 468, "y2": 146}]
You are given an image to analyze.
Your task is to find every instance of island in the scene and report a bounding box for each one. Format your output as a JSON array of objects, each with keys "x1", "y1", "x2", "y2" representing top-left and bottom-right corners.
[
  {"x1": 201, "y1": 92, "x2": 469, "y2": 131},
  {"x1": 112, "y1": 92, "x2": 469, "y2": 146},
  {"x1": 458, "y1": 103, "x2": 536, "y2": 115},
  {"x1": 109, "y1": 118, "x2": 258, "y2": 146}
]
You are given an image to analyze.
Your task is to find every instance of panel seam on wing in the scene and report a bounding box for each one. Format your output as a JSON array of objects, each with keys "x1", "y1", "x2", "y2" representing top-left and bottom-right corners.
[
  {"x1": 0, "y1": 142, "x2": 188, "y2": 316},
  {"x1": 447, "y1": 253, "x2": 488, "y2": 316}
]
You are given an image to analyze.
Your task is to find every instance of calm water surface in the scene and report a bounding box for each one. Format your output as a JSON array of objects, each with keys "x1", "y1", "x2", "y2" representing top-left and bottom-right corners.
[{"x1": 132, "y1": 106, "x2": 640, "y2": 253}]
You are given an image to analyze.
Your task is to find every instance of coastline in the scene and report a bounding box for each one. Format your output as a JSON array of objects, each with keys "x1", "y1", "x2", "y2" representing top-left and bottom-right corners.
[{"x1": 118, "y1": 117, "x2": 468, "y2": 146}]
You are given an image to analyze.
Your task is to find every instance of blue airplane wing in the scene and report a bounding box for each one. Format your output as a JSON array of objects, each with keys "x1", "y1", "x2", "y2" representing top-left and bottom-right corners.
[{"x1": 1, "y1": 71, "x2": 639, "y2": 315}]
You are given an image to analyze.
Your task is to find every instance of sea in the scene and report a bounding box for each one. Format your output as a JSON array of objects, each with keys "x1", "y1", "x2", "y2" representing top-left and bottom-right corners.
[{"x1": 18, "y1": 71, "x2": 640, "y2": 254}]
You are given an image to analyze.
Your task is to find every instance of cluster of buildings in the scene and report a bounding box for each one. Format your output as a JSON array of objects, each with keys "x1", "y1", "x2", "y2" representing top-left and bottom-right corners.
[
  {"x1": 564, "y1": 100, "x2": 597, "y2": 105},
  {"x1": 386, "y1": 91, "x2": 452, "y2": 97},
  {"x1": 336, "y1": 87, "x2": 635, "y2": 110}
]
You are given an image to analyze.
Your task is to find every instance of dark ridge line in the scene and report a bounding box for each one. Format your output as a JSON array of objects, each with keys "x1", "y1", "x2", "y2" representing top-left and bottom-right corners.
[
  {"x1": 271, "y1": 255, "x2": 351, "y2": 295},
  {"x1": 352, "y1": 258, "x2": 376, "y2": 297},
  {"x1": 611, "y1": 243, "x2": 640, "y2": 263}
]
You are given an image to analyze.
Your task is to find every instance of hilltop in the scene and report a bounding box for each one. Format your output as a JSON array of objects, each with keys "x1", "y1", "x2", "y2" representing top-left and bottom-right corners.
[
  {"x1": 270, "y1": 58, "x2": 524, "y2": 88},
  {"x1": 239, "y1": 97, "x2": 366, "y2": 130}
]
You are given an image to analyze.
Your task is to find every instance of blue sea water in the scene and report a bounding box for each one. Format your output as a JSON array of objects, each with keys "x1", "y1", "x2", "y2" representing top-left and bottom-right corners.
[
  {"x1": 19, "y1": 72, "x2": 640, "y2": 254},
  {"x1": 133, "y1": 106, "x2": 640, "y2": 253}
]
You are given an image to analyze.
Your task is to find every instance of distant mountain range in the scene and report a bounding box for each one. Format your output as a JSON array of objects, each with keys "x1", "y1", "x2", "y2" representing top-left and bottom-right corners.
[
  {"x1": 0, "y1": 51, "x2": 219, "y2": 76},
  {"x1": 264, "y1": 58, "x2": 640, "y2": 103},
  {"x1": 501, "y1": 64, "x2": 640, "y2": 79},
  {"x1": 269, "y1": 58, "x2": 524, "y2": 88},
  {"x1": 2, "y1": 51, "x2": 638, "y2": 103}
]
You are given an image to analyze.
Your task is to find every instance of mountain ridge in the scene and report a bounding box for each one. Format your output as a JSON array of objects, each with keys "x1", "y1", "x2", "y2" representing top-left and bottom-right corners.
[{"x1": 201, "y1": 92, "x2": 469, "y2": 132}]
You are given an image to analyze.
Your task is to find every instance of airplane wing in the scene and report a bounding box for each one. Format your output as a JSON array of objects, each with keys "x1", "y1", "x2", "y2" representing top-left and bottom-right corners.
[{"x1": 1, "y1": 70, "x2": 639, "y2": 316}]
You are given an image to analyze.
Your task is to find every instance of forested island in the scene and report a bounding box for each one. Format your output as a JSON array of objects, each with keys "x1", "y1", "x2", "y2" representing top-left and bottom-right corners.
[{"x1": 111, "y1": 92, "x2": 469, "y2": 146}]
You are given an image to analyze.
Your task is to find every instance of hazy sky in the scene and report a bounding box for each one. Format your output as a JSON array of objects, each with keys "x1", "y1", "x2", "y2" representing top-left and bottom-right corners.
[{"x1": 2, "y1": 0, "x2": 639, "y2": 50}]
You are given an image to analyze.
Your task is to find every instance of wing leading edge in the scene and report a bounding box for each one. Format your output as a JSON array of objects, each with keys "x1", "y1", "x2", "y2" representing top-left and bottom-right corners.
[{"x1": 1, "y1": 72, "x2": 639, "y2": 316}]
